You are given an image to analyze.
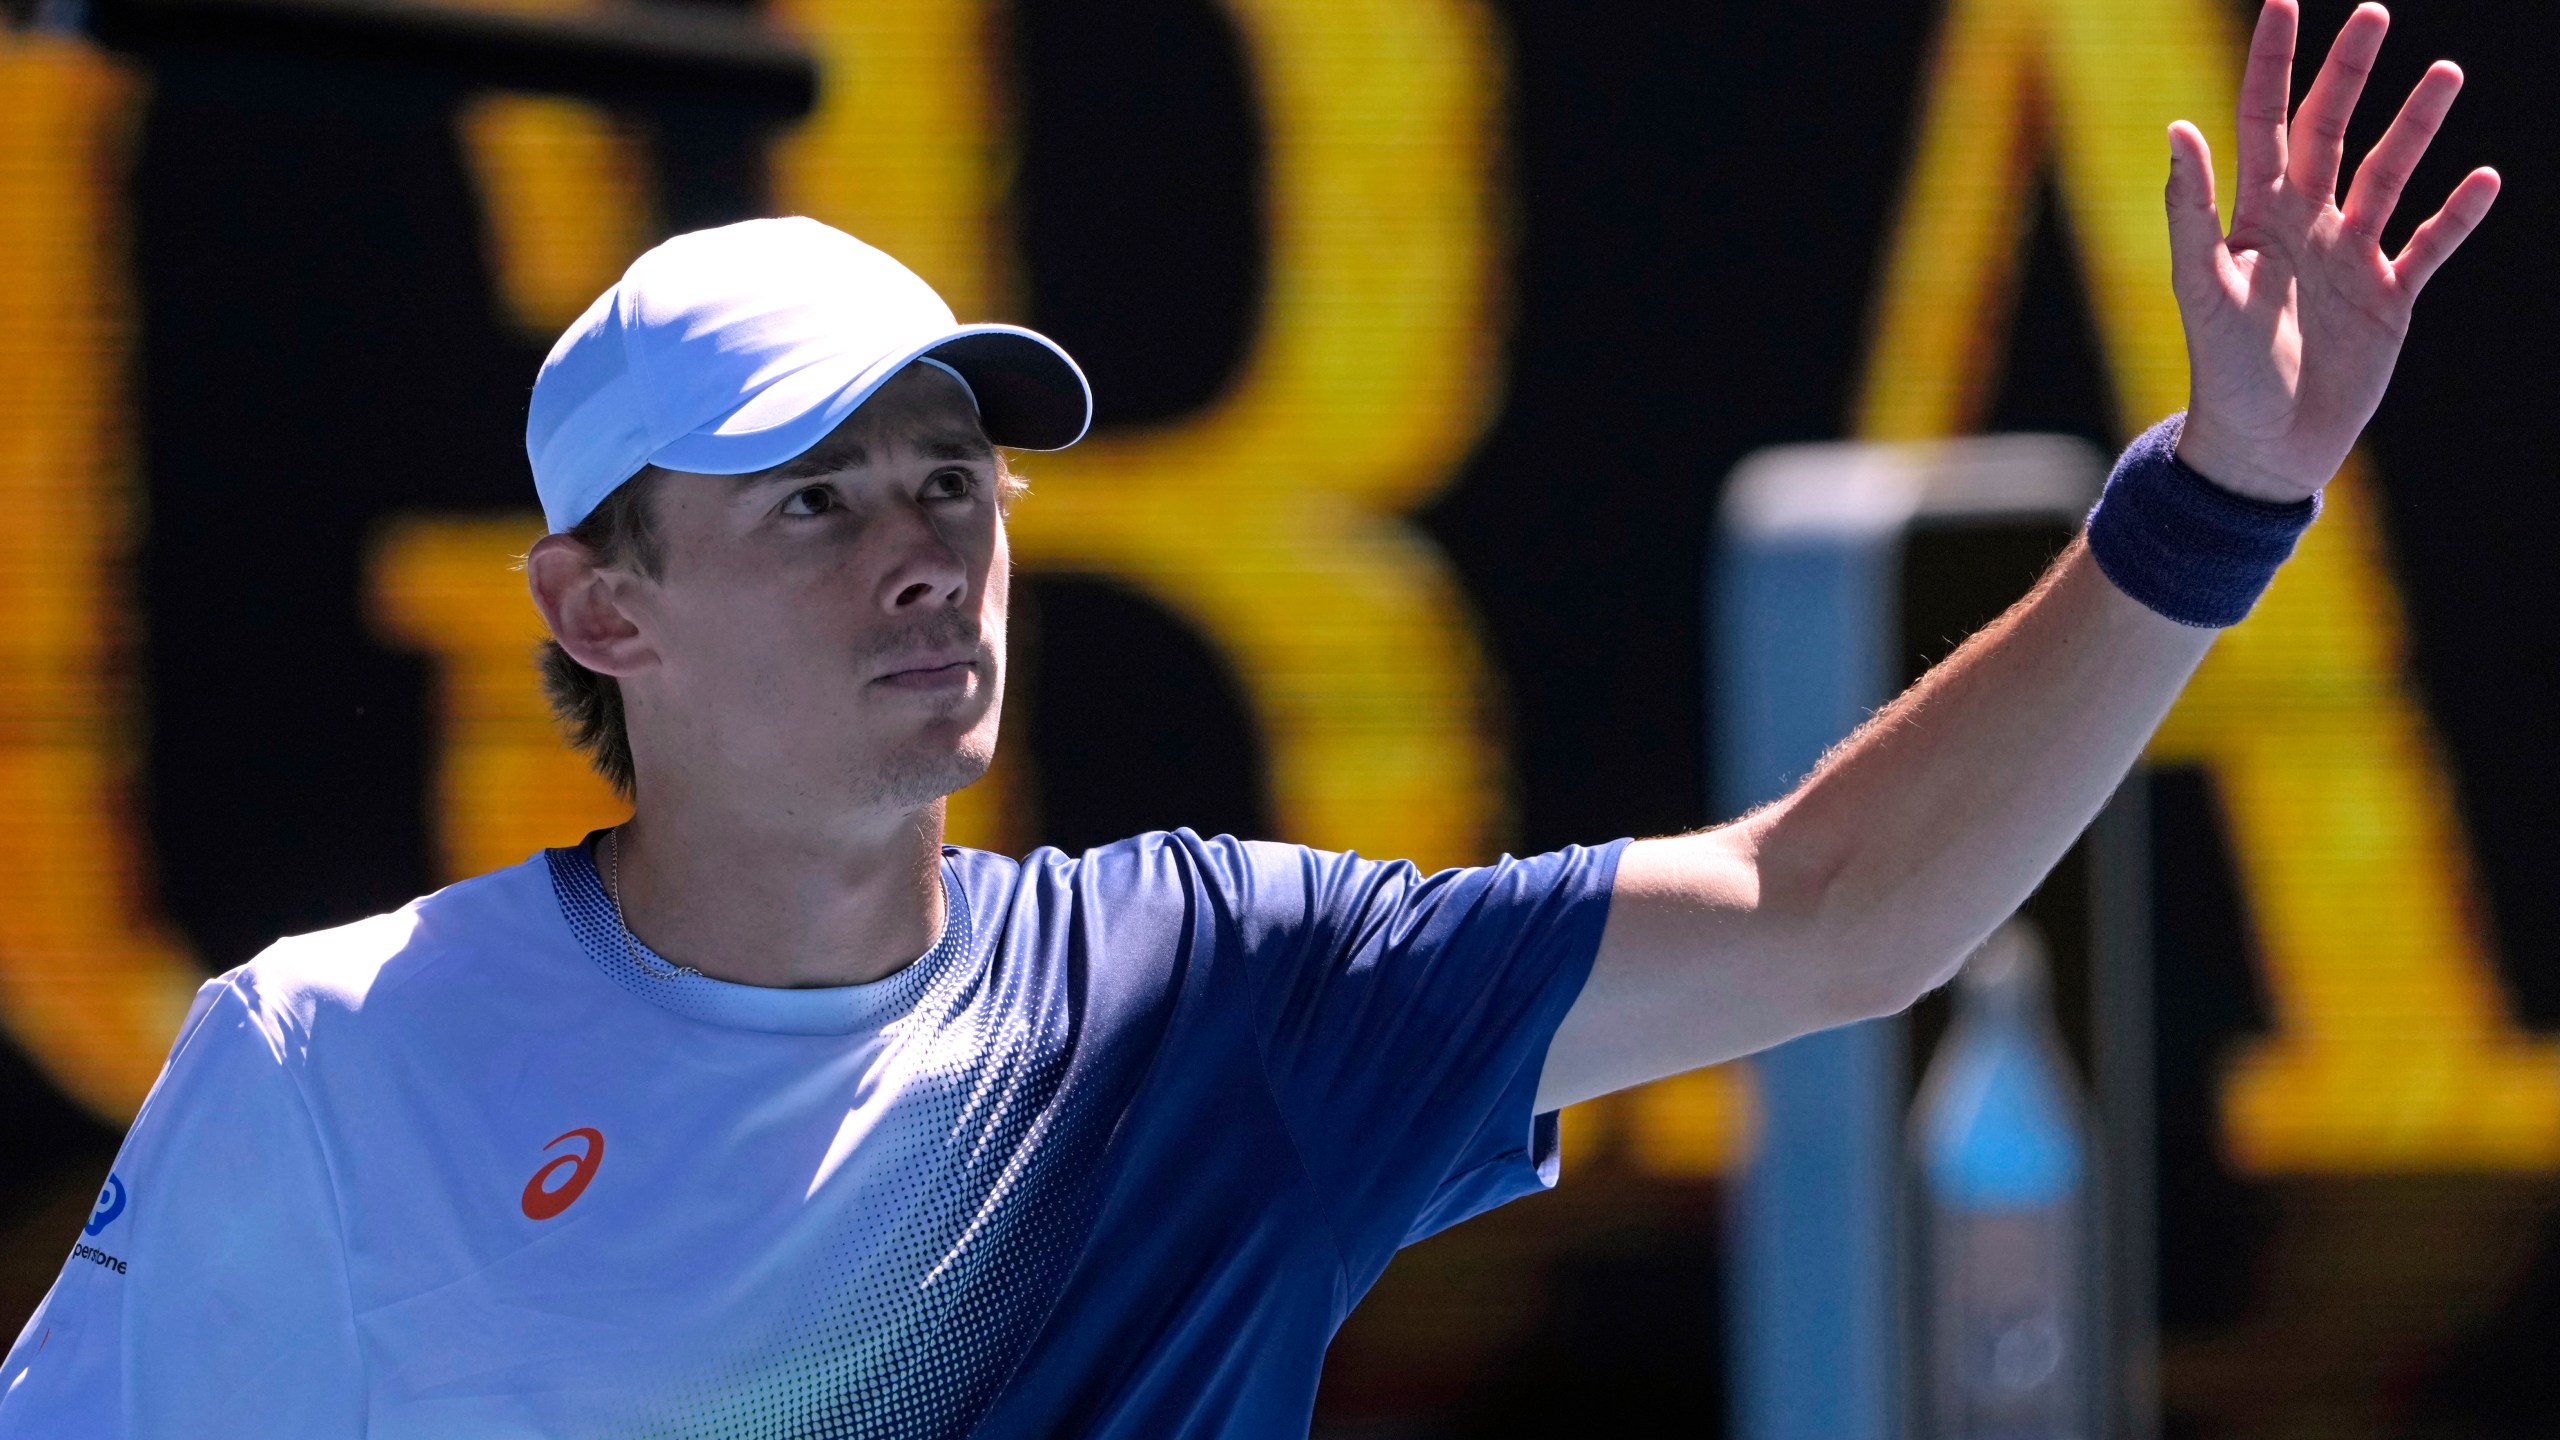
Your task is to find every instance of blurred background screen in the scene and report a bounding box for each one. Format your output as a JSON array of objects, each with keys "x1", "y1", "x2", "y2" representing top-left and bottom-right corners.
[{"x1": 0, "y1": 0, "x2": 2554, "y2": 1435}]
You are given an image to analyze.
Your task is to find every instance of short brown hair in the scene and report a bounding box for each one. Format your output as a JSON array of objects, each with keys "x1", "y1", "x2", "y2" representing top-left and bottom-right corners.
[
  {"x1": 538, "y1": 469, "x2": 665, "y2": 801},
  {"x1": 536, "y1": 455, "x2": 1024, "y2": 800}
]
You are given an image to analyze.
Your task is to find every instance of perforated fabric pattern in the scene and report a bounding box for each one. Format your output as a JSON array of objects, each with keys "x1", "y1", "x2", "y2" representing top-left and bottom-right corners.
[{"x1": 543, "y1": 845, "x2": 1103, "y2": 1439}]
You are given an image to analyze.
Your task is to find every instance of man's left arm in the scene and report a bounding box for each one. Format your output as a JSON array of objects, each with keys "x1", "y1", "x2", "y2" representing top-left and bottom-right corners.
[{"x1": 1539, "y1": 0, "x2": 2502, "y2": 1111}]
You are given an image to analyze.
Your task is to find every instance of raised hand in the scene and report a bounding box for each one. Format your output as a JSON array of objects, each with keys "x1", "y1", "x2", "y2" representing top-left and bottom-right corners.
[{"x1": 2165, "y1": 0, "x2": 2500, "y2": 503}]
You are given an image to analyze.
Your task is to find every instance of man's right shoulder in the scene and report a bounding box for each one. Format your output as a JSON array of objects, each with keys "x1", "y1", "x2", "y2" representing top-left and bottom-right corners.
[{"x1": 200, "y1": 851, "x2": 572, "y2": 1062}]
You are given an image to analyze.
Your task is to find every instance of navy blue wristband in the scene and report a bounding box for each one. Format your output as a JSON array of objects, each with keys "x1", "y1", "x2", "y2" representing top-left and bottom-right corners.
[{"x1": 2085, "y1": 413, "x2": 2319, "y2": 628}]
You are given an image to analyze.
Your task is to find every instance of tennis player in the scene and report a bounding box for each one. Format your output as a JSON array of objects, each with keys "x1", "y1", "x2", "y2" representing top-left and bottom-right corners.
[{"x1": 0, "y1": 4, "x2": 2496, "y2": 1435}]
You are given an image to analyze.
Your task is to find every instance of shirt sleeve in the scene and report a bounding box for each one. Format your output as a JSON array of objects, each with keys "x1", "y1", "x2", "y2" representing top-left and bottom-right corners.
[
  {"x1": 1197, "y1": 834, "x2": 1628, "y2": 1283},
  {"x1": 0, "y1": 978, "x2": 365, "y2": 1439}
]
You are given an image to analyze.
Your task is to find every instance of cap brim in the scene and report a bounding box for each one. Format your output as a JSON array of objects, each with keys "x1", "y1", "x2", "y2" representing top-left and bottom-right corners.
[
  {"x1": 923, "y1": 327, "x2": 1092, "y2": 451},
  {"x1": 648, "y1": 323, "x2": 1091, "y2": 478}
]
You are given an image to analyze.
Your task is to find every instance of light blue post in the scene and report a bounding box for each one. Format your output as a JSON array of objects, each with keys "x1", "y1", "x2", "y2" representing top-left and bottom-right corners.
[
  {"x1": 1717, "y1": 527, "x2": 1903, "y2": 1440},
  {"x1": 1714, "y1": 434, "x2": 2104, "y2": 1440}
]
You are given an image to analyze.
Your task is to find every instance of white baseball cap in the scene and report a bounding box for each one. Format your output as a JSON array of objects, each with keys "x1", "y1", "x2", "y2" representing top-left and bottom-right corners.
[{"x1": 525, "y1": 217, "x2": 1092, "y2": 533}]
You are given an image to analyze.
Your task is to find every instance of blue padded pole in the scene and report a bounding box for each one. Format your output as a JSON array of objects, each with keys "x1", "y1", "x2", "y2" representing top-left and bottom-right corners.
[{"x1": 1717, "y1": 531, "x2": 1903, "y2": 1440}]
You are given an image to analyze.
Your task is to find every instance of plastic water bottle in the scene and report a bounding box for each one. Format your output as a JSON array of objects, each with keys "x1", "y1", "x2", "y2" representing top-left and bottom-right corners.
[{"x1": 1911, "y1": 921, "x2": 2093, "y2": 1440}]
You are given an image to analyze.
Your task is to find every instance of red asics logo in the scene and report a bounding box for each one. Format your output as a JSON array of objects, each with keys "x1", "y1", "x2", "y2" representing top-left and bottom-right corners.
[{"x1": 521, "y1": 1128, "x2": 604, "y2": 1220}]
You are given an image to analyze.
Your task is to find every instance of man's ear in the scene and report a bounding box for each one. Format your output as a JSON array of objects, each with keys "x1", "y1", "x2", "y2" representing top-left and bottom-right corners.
[{"x1": 526, "y1": 533, "x2": 653, "y2": 678}]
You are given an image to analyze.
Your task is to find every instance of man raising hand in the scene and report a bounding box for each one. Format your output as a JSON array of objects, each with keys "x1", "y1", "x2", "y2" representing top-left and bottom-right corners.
[{"x1": 0, "y1": 5, "x2": 2497, "y2": 1436}]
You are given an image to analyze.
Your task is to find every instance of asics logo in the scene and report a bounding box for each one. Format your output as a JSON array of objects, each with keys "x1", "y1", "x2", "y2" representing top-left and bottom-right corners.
[{"x1": 521, "y1": 1128, "x2": 604, "y2": 1221}]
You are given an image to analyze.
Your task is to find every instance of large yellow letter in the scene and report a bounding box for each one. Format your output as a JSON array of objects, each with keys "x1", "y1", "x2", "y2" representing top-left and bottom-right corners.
[
  {"x1": 1862, "y1": 0, "x2": 2560, "y2": 1169},
  {"x1": 770, "y1": 0, "x2": 1506, "y2": 870},
  {"x1": 0, "y1": 36, "x2": 204, "y2": 1119}
]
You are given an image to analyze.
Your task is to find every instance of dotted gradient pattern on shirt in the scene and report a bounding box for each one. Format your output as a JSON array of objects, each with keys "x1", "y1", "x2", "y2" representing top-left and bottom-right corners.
[{"x1": 546, "y1": 847, "x2": 1108, "y2": 1440}]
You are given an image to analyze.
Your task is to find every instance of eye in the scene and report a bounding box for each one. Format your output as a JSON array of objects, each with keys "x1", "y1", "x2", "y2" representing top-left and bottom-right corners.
[
  {"x1": 923, "y1": 467, "x2": 978, "y2": 502},
  {"x1": 779, "y1": 484, "x2": 837, "y2": 517}
]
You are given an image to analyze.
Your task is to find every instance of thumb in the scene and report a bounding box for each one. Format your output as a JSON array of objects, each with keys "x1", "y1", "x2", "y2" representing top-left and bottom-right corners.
[{"x1": 2164, "y1": 121, "x2": 2224, "y2": 298}]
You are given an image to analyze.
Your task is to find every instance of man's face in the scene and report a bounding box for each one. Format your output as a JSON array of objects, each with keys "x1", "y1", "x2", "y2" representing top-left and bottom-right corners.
[{"x1": 615, "y1": 365, "x2": 1010, "y2": 816}]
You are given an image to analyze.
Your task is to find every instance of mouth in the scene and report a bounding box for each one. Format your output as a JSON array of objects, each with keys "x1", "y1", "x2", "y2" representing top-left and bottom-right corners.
[{"x1": 872, "y1": 653, "x2": 979, "y2": 692}]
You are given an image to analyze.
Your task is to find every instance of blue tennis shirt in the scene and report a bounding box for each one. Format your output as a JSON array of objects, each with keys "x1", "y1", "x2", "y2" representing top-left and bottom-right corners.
[{"x1": 0, "y1": 829, "x2": 1625, "y2": 1438}]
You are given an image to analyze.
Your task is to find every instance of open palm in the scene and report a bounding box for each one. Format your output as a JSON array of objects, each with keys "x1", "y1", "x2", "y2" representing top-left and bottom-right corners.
[{"x1": 2166, "y1": 0, "x2": 2500, "y2": 504}]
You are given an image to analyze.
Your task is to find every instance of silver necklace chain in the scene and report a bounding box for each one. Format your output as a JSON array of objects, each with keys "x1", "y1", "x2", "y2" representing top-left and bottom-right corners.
[{"x1": 602, "y1": 827, "x2": 703, "y2": 980}]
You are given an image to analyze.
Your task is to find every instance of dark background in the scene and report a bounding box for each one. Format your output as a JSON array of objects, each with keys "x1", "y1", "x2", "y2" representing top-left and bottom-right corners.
[{"x1": 2, "y1": 0, "x2": 2555, "y2": 1434}]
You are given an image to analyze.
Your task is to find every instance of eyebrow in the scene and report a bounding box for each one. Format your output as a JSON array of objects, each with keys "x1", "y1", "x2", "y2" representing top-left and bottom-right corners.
[{"x1": 756, "y1": 431, "x2": 996, "y2": 483}]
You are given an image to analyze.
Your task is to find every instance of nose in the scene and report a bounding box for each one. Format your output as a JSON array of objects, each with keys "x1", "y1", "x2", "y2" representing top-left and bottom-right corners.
[{"x1": 875, "y1": 498, "x2": 971, "y2": 615}]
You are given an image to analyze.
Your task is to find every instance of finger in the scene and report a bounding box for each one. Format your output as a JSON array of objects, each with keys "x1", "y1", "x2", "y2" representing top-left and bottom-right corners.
[
  {"x1": 2288, "y1": 3, "x2": 2390, "y2": 200},
  {"x1": 2342, "y1": 60, "x2": 2463, "y2": 241},
  {"x1": 2234, "y1": 0, "x2": 2297, "y2": 196},
  {"x1": 2393, "y1": 166, "x2": 2500, "y2": 295},
  {"x1": 2165, "y1": 122, "x2": 2227, "y2": 298}
]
